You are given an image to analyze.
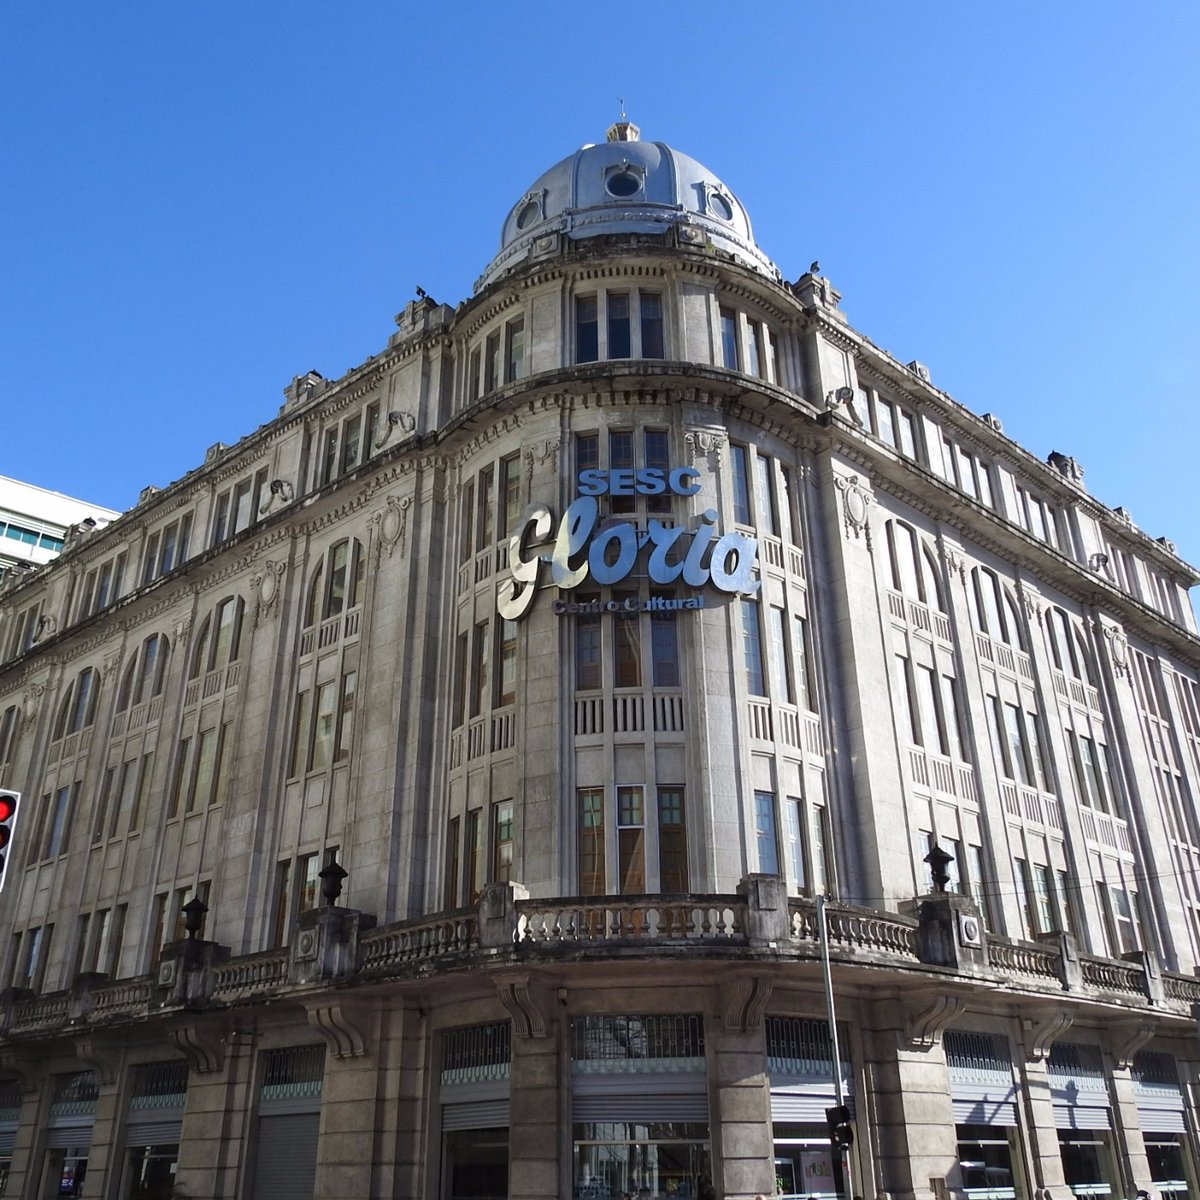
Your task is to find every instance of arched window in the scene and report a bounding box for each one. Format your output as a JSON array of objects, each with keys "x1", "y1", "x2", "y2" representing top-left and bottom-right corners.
[
  {"x1": 189, "y1": 597, "x2": 245, "y2": 680},
  {"x1": 884, "y1": 521, "x2": 945, "y2": 611},
  {"x1": 303, "y1": 539, "x2": 365, "y2": 630},
  {"x1": 53, "y1": 667, "x2": 100, "y2": 741},
  {"x1": 970, "y1": 568, "x2": 1026, "y2": 649},
  {"x1": 117, "y1": 633, "x2": 170, "y2": 712}
]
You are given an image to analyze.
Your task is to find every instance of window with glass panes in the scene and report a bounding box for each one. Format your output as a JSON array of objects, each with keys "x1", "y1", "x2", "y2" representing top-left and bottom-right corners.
[
  {"x1": 657, "y1": 788, "x2": 688, "y2": 892},
  {"x1": 754, "y1": 791, "x2": 780, "y2": 875},
  {"x1": 491, "y1": 800, "x2": 514, "y2": 883}
]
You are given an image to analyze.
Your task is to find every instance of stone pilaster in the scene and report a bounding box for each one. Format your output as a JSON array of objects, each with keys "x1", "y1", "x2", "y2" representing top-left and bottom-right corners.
[
  {"x1": 507, "y1": 1011, "x2": 560, "y2": 1200},
  {"x1": 1015, "y1": 1054, "x2": 1068, "y2": 1196},
  {"x1": 864, "y1": 998, "x2": 959, "y2": 1200},
  {"x1": 707, "y1": 1020, "x2": 774, "y2": 1200}
]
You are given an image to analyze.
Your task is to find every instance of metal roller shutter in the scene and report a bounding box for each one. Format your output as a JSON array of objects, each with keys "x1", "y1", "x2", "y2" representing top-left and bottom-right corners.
[
  {"x1": 1053, "y1": 1104, "x2": 1111, "y2": 1131},
  {"x1": 123, "y1": 1119, "x2": 183, "y2": 1143},
  {"x1": 442, "y1": 1100, "x2": 511, "y2": 1131},
  {"x1": 0, "y1": 1121, "x2": 16, "y2": 1153},
  {"x1": 1139, "y1": 1108, "x2": 1186, "y2": 1135},
  {"x1": 45, "y1": 1120, "x2": 93, "y2": 1150},
  {"x1": 250, "y1": 1112, "x2": 320, "y2": 1200},
  {"x1": 770, "y1": 1090, "x2": 857, "y2": 1123},
  {"x1": 573, "y1": 1093, "x2": 709, "y2": 1122},
  {"x1": 951, "y1": 1098, "x2": 1018, "y2": 1126}
]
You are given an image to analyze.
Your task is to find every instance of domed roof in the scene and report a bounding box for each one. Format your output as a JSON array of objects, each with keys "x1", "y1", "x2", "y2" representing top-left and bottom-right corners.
[{"x1": 476, "y1": 124, "x2": 780, "y2": 292}]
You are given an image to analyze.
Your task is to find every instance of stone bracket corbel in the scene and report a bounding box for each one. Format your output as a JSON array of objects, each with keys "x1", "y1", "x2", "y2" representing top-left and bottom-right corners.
[
  {"x1": 1109, "y1": 1019, "x2": 1157, "y2": 1070},
  {"x1": 74, "y1": 1037, "x2": 121, "y2": 1086},
  {"x1": 722, "y1": 976, "x2": 773, "y2": 1035},
  {"x1": 0, "y1": 1049, "x2": 46, "y2": 1092},
  {"x1": 903, "y1": 993, "x2": 967, "y2": 1050},
  {"x1": 496, "y1": 973, "x2": 547, "y2": 1039},
  {"x1": 1022, "y1": 1008, "x2": 1073, "y2": 1061},
  {"x1": 166, "y1": 1020, "x2": 228, "y2": 1074},
  {"x1": 305, "y1": 998, "x2": 373, "y2": 1060}
]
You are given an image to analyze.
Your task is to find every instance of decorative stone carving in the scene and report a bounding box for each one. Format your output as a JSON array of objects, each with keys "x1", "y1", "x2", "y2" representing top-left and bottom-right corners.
[
  {"x1": 1048, "y1": 452, "x2": 1085, "y2": 484},
  {"x1": 903, "y1": 993, "x2": 967, "y2": 1050},
  {"x1": 721, "y1": 976, "x2": 773, "y2": 1035},
  {"x1": 941, "y1": 547, "x2": 966, "y2": 582},
  {"x1": 523, "y1": 438, "x2": 560, "y2": 478},
  {"x1": 373, "y1": 495, "x2": 413, "y2": 563},
  {"x1": 981, "y1": 413, "x2": 1003, "y2": 433},
  {"x1": 166, "y1": 1021, "x2": 227, "y2": 1074},
  {"x1": 374, "y1": 409, "x2": 416, "y2": 450},
  {"x1": 103, "y1": 648, "x2": 123, "y2": 676},
  {"x1": 1018, "y1": 585, "x2": 1043, "y2": 624},
  {"x1": 172, "y1": 615, "x2": 192, "y2": 643},
  {"x1": 1103, "y1": 623, "x2": 1130, "y2": 677},
  {"x1": 20, "y1": 682, "x2": 45, "y2": 728},
  {"x1": 32, "y1": 614, "x2": 57, "y2": 643},
  {"x1": 258, "y1": 478, "x2": 294, "y2": 516},
  {"x1": 684, "y1": 430, "x2": 724, "y2": 468},
  {"x1": 74, "y1": 1037, "x2": 120, "y2": 1085},
  {"x1": 251, "y1": 560, "x2": 287, "y2": 626},
  {"x1": 495, "y1": 974, "x2": 547, "y2": 1039},
  {"x1": 834, "y1": 474, "x2": 872, "y2": 544},
  {"x1": 306, "y1": 999, "x2": 372, "y2": 1059},
  {"x1": 1021, "y1": 1008, "x2": 1073, "y2": 1061},
  {"x1": 1109, "y1": 1019, "x2": 1157, "y2": 1070}
]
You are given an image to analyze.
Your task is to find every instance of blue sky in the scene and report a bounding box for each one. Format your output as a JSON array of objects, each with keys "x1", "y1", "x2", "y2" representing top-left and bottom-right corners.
[{"x1": 3, "y1": 4, "x2": 1199, "y2": 566}]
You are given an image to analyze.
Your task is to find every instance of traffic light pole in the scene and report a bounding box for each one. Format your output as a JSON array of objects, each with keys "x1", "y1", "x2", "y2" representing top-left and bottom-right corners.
[{"x1": 817, "y1": 894, "x2": 855, "y2": 1200}]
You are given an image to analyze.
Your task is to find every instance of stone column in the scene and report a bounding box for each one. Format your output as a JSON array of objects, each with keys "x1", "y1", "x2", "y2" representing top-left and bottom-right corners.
[
  {"x1": 505, "y1": 992, "x2": 560, "y2": 1200},
  {"x1": 707, "y1": 988, "x2": 775, "y2": 1200},
  {"x1": 171, "y1": 1024, "x2": 257, "y2": 1200},
  {"x1": 1107, "y1": 1061, "x2": 1150, "y2": 1198},
  {"x1": 863, "y1": 997, "x2": 960, "y2": 1200},
  {"x1": 1014, "y1": 1053, "x2": 1067, "y2": 1197},
  {"x1": 1, "y1": 1056, "x2": 49, "y2": 1200}
]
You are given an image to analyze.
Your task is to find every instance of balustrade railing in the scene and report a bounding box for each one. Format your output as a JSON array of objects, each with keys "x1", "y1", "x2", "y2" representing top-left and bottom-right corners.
[
  {"x1": 515, "y1": 895, "x2": 745, "y2": 944},
  {"x1": 985, "y1": 939, "x2": 1059, "y2": 980},
  {"x1": 360, "y1": 911, "x2": 478, "y2": 971},
  {"x1": 1080, "y1": 955, "x2": 1145, "y2": 996},
  {"x1": 209, "y1": 949, "x2": 290, "y2": 1001}
]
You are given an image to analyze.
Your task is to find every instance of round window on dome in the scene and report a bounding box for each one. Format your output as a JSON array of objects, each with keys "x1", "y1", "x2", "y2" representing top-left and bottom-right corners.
[
  {"x1": 709, "y1": 191, "x2": 734, "y2": 221},
  {"x1": 606, "y1": 169, "x2": 642, "y2": 198},
  {"x1": 516, "y1": 200, "x2": 541, "y2": 230}
]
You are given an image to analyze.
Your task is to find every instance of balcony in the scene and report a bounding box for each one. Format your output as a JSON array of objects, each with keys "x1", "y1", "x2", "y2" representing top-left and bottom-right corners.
[{"x1": 5, "y1": 884, "x2": 1196, "y2": 1046}]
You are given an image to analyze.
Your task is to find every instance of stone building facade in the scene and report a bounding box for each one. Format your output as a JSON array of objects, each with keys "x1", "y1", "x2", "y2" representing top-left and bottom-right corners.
[{"x1": 1, "y1": 123, "x2": 1200, "y2": 1200}]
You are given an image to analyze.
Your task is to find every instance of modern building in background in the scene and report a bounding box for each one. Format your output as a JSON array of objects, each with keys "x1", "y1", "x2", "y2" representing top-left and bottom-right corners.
[
  {"x1": 1, "y1": 123, "x2": 1200, "y2": 1200},
  {"x1": 0, "y1": 476, "x2": 119, "y2": 579}
]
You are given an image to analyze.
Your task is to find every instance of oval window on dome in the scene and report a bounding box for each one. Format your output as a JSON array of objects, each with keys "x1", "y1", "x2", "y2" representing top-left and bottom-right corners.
[
  {"x1": 606, "y1": 170, "x2": 642, "y2": 198},
  {"x1": 516, "y1": 200, "x2": 541, "y2": 230},
  {"x1": 709, "y1": 191, "x2": 734, "y2": 221}
]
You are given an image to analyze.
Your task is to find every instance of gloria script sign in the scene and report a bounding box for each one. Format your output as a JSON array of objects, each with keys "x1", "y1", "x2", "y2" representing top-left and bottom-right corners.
[{"x1": 497, "y1": 466, "x2": 760, "y2": 619}]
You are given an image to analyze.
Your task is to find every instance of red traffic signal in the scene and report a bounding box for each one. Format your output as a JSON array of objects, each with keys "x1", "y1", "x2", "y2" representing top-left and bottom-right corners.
[{"x1": 0, "y1": 789, "x2": 20, "y2": 891}]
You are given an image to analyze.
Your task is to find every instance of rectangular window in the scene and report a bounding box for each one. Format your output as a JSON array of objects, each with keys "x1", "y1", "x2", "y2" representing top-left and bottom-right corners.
[
  {"x1": 476, "y1": 466, "x2": 494, "y2": 551},
  {"x1": 232, "y1": 478, "x2": 255, "y2": 535},
  {"x1": 578, "y1": 788, "x2": 605, "y2": 896},
  {"x1": 470, "y1": 622, "x2": 490, "y2": 717},
  {"x1": 616, "y1": 786, "x2": 646, "y2": 893},
  {"x1": 729, "y1": 444, "x2": 752, "y2": 525},
  {"x1": 1016, "y1": 858, "x2": 1037, "y2": 939},
  {"x1": 298, "y1": 852, "x2": 321, "y2": 914},
  {"x1": 484, "y1": 330, "x2": 501, "y2": 392},
  {"x1": 769, "y1": 607, "x2": 792, "y2": 704},
  {"x1": 333, "y1": 672, "x2": 357, "y2": 763},
  {"x1": 747, "y1": 320, "x2": 763, "y2": 378},
  {"x1": 1033, "y1": 862, "x2": 1055, "y2": 933},
  {"x1": 468, "y1": 347, "x2": 481, "y2": 400},
  {"x1": 785, "y1": 797, "x2": 808, "y2": 894},
  {"x1": 613, "y1": 592, "x2": 641, "y2": 687},
  {"x1": 505, "y1": 317, "x2": 525, "y2": 383},
  {"x1": 609, "y1": 430, "x2": 634, "y2": 514},
  {"x1": 811, "y1": 805, "x2": 829, "y2": 898},
  {"x1": 644, "y1": 428, "x2": 671, "y2": 513},
  {"x1": 754, "y1": 791, "x2": 780, "y2": 875},
  {"x1": 309, "y1": 682, "x2": 336, "y2": 771},
  {"x1": 130, "y1": 752, "x2": 154, "y2": 830},
  {"x1": 458, "y1": 479, "x2": 474, "y2": 564},
  {"x1": 171, "y1": 738, "x2": 193, "y2": 816},
  {"x1": 576, "y1": 432, "x2": 599, "y2": 475},
  {"x1": 1004, "y1": 703, "x2": 1033, "y2": 787},
  {"x1": 792, "y1": 615, "x2": 813, "y2": 711},
  {"x1": 640, "y1": 291, "x2": 664, "y2": 358},
  {"x1": 576, "y1": 598, "x2": 601, "y2": 690},
  {"x1": 719, "y1": 306, "x2": 739, "y2": 369},
  {"x1": 364, "y1": 401, "x2": 381, "y2": 456},
  {"x1": 45, "y1": 784, "x2": 73, "y2": 858},
  {"x1": 490, "y1": 800, "x2": 514, "y2": 884},
  {"x1": 650, "y1": 602, "x2": 680, "y2": 687},
  {"x1": 608, "y1": 293, "x2": 631, "y2": 358},
  {"x1": 576, "y1": 296, "x2": 599, "y2": 363},
  {"x1": 451, "y1": 633, "x2": 468, "y2": 727},
  {"x1": 93, "y1": 767, "x2": 115, "y2": 844},
  {"x1": 657, "y1": 788, "x2": 688, "y2": 892},
  {"x1": 212, "y1": 725, "x2": 232, "y2": 807},
  {"x1": 271, "y1": 861, "x2": 292, "y2": 947},
  {"x1": 289, "y1": 693, "x2": 310, "y2": 777},
  {"x1": 967, "y1": 844, "x2": 991, "y2": 928},
  {"x1": 755, "y1": 453, "x2": 778, "y2": 535},
  {"x1": 190, "y1": 727, "x2": 217, "y2": 811},
  {"x1": 464, "y1": 809, "x2": 484, "y2": 904},
  {"x1": 340, "y1": 413, "x2": 363, "y2": 476},
  {"x1": 444, "y1": 817, "x2": 460, "y2": 910},
  {"x1": 916, "y1": 665, "x2": 945, "y2": 754},
  {"x1": 212, "y1": 490, "x2": 231, "y2": 545},
  {"x1": 741, "y1": 600, "x2": 766, "y2": 697},
  {"x1": 496, "y1": 620, "x2": 517, "y2": 707},
  {"x1": 894, "y1": 654, "x2": 918, "y2": 745},
  {"x1": 319, "y1": 429, "x2": 338, "y2": 487},
  {"x1": 501, "y1": 454, "x2": 522, "y2": 537}
]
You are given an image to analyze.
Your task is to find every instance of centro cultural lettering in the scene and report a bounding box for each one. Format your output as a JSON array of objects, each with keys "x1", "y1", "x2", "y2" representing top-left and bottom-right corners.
[{"x1": 497, "y1": 467, "x2": 759, "y2": 620}]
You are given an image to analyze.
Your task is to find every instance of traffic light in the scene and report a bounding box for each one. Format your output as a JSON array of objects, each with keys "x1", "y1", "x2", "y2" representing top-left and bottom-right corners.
[
  {"x1": 826, "y1": 1103, "x2": 854, "y2": 1149},
  {"x1": 0, "y1": 789, "x2": 19, "y2": 892}
]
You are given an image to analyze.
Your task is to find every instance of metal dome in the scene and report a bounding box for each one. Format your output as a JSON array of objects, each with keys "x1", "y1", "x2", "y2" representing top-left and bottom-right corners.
[{"x1": 476, "y1": 124, "x2": 780, "y2": 292}]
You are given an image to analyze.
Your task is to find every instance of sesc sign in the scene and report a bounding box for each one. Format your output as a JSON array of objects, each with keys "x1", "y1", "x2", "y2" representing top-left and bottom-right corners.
[{"x1": 497, "y1": 467, "x2": 759, "y2": 620}]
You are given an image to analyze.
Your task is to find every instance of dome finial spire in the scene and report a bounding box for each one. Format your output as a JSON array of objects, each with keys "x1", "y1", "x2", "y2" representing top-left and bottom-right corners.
[{"x1": 606, "y1": 100, "x2": 639, "y2": 143}]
